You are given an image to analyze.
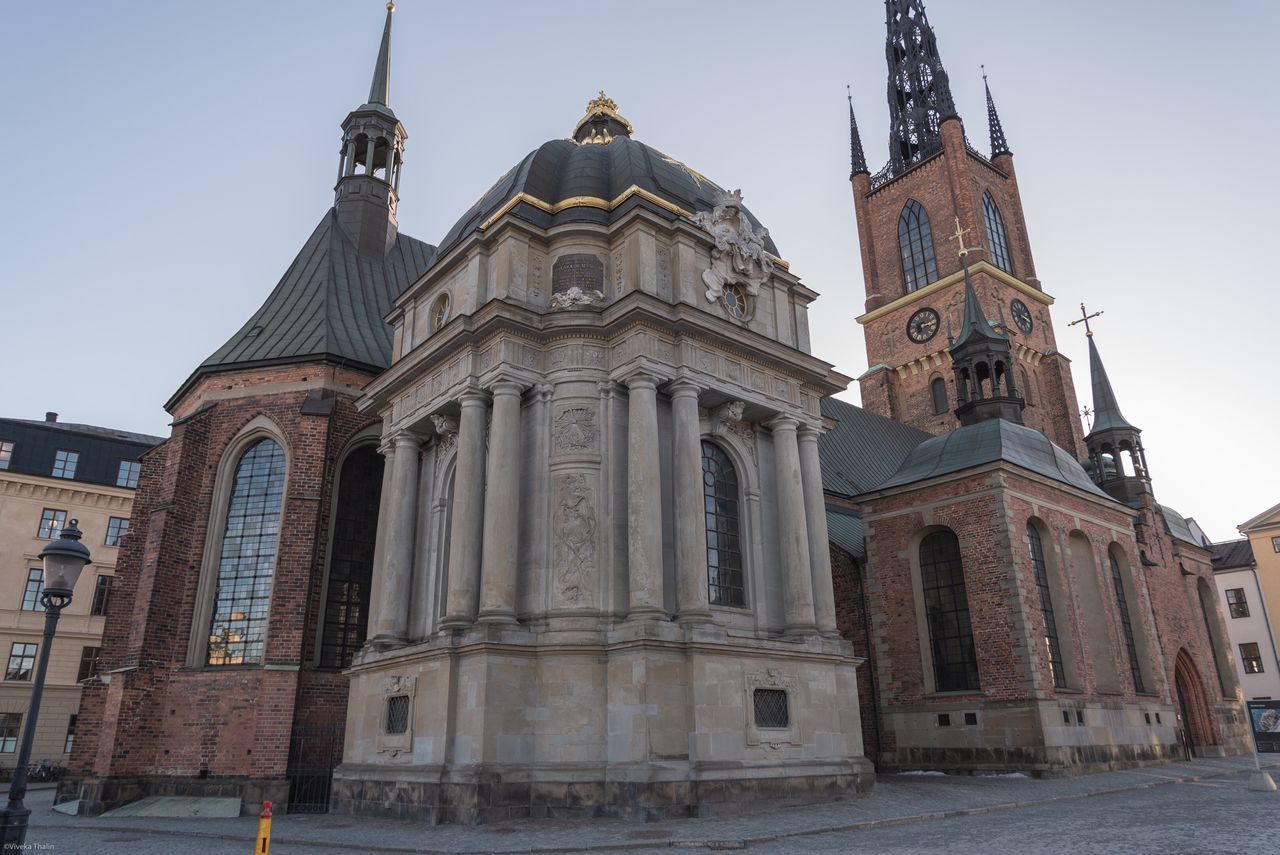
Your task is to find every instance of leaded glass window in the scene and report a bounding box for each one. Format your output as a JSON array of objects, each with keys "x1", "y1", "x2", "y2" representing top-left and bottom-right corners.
[
  {"x1": 982, "y1": 192, "x2": 1012, "y2": 274},
  {"x1": 702, "y1": 441, "x2": 745, "y2": 608},
  {"x1": 898, "y1": 199, "x2": 939, "y2": 293},
  {"x1": 919, "y1": 530, "x2": 979, "y2": 692},
  {"x1": 1028, "y1": 524, "x2": 1066, "y2": 689},
  {"x1": 1108, "y1": 549, "x2": 1145, "y2": 693},
  {"x1": 207, "y1": 438, "x2": 286, "y2": 666},
  {"x1": 320, "y1": 446, "x2": 384, "y2": 669},
  {"x1": 930, "y1": 377, "x2": 948, "y2": 414}
]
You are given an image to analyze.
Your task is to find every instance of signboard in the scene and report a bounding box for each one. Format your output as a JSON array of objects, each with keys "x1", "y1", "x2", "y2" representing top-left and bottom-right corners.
[{"x1": 1246, "y1": 700, "x2": 1280, "y2": 754}]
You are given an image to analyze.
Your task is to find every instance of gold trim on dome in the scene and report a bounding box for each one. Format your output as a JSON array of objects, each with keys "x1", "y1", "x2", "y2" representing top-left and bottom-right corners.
[
  {"x1": 855, "y1": 260, "x2": 1050, "y2": 325},
  {"x1": 580, "y1": 127, "x2": 614, "y2": 145},
  {"x1": 572, "y1": 90, "x2": 635, "y2": 138}
]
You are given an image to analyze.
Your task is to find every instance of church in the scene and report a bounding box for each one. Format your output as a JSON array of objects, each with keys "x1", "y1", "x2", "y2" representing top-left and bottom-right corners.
[{"x1": 63, "y1": 1, "x2": 1249, "y2": 822}]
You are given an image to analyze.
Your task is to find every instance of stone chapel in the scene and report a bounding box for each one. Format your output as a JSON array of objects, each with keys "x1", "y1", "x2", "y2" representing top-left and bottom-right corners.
[{"x1": 64, "y1": 1, "x2": 1250, "y2": 822}]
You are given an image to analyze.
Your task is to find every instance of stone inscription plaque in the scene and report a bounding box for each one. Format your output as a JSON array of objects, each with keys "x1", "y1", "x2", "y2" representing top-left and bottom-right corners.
[{"x1": 552, "y1": 253, "x2": 604, "y2": 296}]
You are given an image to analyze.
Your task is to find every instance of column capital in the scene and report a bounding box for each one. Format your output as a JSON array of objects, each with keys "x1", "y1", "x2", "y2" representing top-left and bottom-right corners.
[
  {"x1": 797, "y1": 422, "x2": 827, "y2": 443},
  {"x1": 391, "y1": 431, "x2": 424, "y2": 451},
  {"x1": 666, "y1": 379, "x2": 703, "y2": 401},
  {"x1": 623, "y1": 373, "x2": 660, "y2": 392},
  {"x1": 764, "y1": 414, "x2": 800, "y2": 433},
  {"x1": 487, "y1": 378, "x2": 526, "y2": 398},
  {"x1": 458, "y1": 388, "x2": 490, "y2": 408}
]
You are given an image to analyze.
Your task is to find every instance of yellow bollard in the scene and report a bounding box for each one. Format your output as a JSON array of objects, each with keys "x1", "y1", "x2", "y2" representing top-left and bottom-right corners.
[{"x1": 253, "y1": 800, "x2": 273, "y2": 854}]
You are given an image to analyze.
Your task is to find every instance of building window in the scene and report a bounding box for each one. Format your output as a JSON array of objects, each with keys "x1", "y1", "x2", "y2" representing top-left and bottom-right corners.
[
  {"x1": 982, "y1": 191, "x2": 1013, "y2": 274},
  {"x1": 385, "y1": 696, "x2": 409, "y2": 734},
  {"x1": 1226, "y1": 588, "x2": 1250, "y2": 619},
  {"x1": 63, "y1": 714, "x2": 77, "y2": 754},
  {"x1": 6, "y1": 643, "x2": 37, "y2": 681},
  {"x1": 91, "y1": 575, "x2": 114, "y2": 617},
  {"x1": 431, "y1": 293, "x2": 451, "y2": 330},
  {"x1": 20, "y1": 569, "x2": 44, "y2": 613},
  {"x1": 1240, "y1": 643, "x2": 1265, "y2": 674},
  {"x1": 701, "y1": 441, "x2": 745, "y2": 608},
  {"x1": 753, "y1": 689, "x2": 789, "y2": 728},
  {"x1": 51, "y1": 449, "x2": 78, "y2": 479},
  {"x1": 117, "y1": 459, "x2": 141, "y2": 488},
  {"x1": 1272, "y1": 536, "x2": 1280, "y2": 553},
  {"x1": 919, "y1": 530, "x2": 980, "y2": 692},
  {"x1": 1108, "y1": 549, "x2": 1145, "y2": 694},
  {"x1": 0, "y1": 714, "x2": 21, "y2": 753},
  {"x1": 37, "y1": 508, "x2": 67, "y2": 539},
  {"x1": 206, "y1": 438, "x2": 286, "y2": 666},
  {"x1": 320, "y1": 447, "x2": 384, "y2": 669},
  {"x1": 723, "y1": 284, "x2": 751, "y2": 320},
  {"x1": 898, "y1": 199, "x2": 939, "y2": 293},
  {"x1": 930, "y1": 377, "x2": 948, "y2": 414},
  {"x1": 1028, "y1": 524, "x2": 1066, "y2": 689},
  {"x1": 105, "y1": 516, "x2": 130, "y2": 547},
  {"x1": 0, "y1": 441, "x2": 12, "y2": 470},
  {"x1": 77, "y1": 646, "x2": 100, "y2": 682}
]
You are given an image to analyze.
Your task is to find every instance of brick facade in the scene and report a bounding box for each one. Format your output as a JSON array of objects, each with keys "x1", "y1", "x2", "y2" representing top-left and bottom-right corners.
[{"x1": 66, "y1": 363, "x2": 383, "y2": 813}]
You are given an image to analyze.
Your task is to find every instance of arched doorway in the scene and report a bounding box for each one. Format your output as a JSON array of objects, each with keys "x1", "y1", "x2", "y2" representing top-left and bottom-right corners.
[{"x1": 1173, "y1": 649, "x2": 1217, "y2": 758}]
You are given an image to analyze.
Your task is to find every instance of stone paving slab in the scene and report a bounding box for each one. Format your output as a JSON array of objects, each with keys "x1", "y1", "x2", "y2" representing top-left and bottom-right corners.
[
  {"x1": 28, "y1": 757, "x2": 1277, "y2": 854},
  {"x1": 102, "y1": 795, "x2": 242, "y2": 817}
]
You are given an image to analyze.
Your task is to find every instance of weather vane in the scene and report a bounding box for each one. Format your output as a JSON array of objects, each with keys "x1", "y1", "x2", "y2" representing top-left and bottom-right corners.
[
  {"x1": 1068, "y1": 302, "x2": 1104, "y2": 337},
  {"x1": 949, "y1": 217, "x2": 974, "y2": 258}
]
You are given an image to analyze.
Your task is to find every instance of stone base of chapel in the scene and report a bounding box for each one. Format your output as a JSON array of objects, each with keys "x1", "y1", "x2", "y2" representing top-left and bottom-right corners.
[
  {"x1": 330, "y1": 761, "x2": 875, "y2": 823},
  {"x1": 60, "y1": 775, "x2": 290, "y2": 817}
]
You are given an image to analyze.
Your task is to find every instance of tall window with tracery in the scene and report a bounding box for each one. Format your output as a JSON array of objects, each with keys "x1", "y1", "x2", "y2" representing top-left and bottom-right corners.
[
  {"x1": 1028, "y1": 524, "x2": 1066, "y2": 688},
  {"x1": 320, "y1": 446, "x2": 385, "y2": 668},
  {"x1": 1108, "y1": 549, "x2": 1145, "y2": 693},
  {"x1": 919, "y1": 530, "x2": 980, "y2": 692},
  {"x1": 207, "y1": 438, "x2": 286, "y2": 666},
  {"x1": 702, "y1": 441, "x2": 745, "y2": 608},
  {"x1": 982, "y1": 192, "x2": 1012, "y2": 274},
  {"x1": 898, "y1": 199, "x2": 939, "y2": 293}
]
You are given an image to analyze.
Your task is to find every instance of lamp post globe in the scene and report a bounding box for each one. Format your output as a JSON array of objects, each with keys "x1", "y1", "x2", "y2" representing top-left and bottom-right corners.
[{"x1": 0, "y1": 520, "x2": 92, "y2": 845}]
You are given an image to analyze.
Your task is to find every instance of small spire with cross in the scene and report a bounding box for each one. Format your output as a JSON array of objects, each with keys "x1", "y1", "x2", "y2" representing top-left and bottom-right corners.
[
  {"x1": 949, "y1": 216, "x2": 974, "y2": 258},
  {"x1": 1080, "y1": 405, "x2": 1093, "y2": 431},
  {"x1": 1068, "y1": 302, "x2": 1104, "y2": 337}
]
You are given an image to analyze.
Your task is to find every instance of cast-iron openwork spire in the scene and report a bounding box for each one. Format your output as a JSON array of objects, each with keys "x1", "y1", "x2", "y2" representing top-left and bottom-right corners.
[
  {"x1": 848, "y1": 86, "x2": 868, "y2": 178},
  {"x1": 885, "y1": 0, "x2": 958, "y2": 172},
  {"x1": 367, "y1": 3, "x2": 395, "y2": 109},
  {"x1": 983, "y1": 66, "x2": 1010, "y2": 157}
]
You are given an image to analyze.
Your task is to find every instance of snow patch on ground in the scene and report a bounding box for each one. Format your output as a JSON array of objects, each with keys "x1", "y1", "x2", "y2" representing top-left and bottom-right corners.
[
  {"x1": 976, "y1": 772, "x2": 1029, "y2": 778},
  {"x1": 897, "y1": 770, "x2": 948, "y2": 777}
]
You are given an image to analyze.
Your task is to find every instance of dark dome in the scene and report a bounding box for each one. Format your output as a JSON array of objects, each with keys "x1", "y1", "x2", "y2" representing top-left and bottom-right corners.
[{"x1": 434, "y1": 134, "x2": 780, "y2": 261}]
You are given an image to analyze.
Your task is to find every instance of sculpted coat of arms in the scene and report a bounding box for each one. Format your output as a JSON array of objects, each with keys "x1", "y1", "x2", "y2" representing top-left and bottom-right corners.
[{"x1": 690, "y1": 189, "x2": 774, "y2": 303}]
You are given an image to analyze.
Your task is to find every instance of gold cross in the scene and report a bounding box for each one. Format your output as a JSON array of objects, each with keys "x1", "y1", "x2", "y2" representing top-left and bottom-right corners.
[
  {"x1": 1068, "y1": 302, "x2": 1104, "y2": 337},
  {"x1": 1080, "y1": 405, "x2": 1093, "y2": 431},
  {"x1": 949, "y1": 217, "x2": 973, "y2": 258}
]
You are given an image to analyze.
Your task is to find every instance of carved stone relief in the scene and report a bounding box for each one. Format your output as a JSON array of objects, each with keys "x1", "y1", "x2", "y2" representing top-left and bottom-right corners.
[
  {"x1": 553, "y1": 474, "x2": 597, "y2": 605},
  {"x1": 551, "y1": 253, "x2": 605, "y2": 309},
  {"x1": 690, "y1": 189, "x2": 774, "y2": 302},
  {"x1": 553, "y1": 406, "x2": 598, "y2": 453},
  {"x1": 726, "y1": 419, "x2": 758, "y2": 464},
  {"x1": 530, "y1": 253, "x2": 545, "y2": 300}
]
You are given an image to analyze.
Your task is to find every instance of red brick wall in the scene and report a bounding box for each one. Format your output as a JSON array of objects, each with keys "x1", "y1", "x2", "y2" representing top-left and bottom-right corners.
[{"x1": 71, "y1": 362, "x2": 381, "y2": 782}]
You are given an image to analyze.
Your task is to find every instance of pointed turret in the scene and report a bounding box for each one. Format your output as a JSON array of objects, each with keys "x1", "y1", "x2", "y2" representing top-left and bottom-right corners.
[
  {"x1": 335, "y1": 2, "x2": 407, "y2": 259},
  {"x1": 885, "y1": 0, "x2": 958, "y2": 171},
  {"x1": 983, "y1": 67, "x2": 1010, "y2": 157},
  {"x1": 1083, "y1": 333, "x2": 1151, "y2": 505},
  {"x1": 948, "y1": 265, "x2": 1024, "y2": 426},
  {"x1": 848, "y1": 87, "x2": 868, "y2": 178}
]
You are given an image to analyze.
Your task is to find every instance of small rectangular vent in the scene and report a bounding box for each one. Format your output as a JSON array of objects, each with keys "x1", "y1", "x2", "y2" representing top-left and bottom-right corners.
[
  {"x1": 963, "y1": 712, "x2": 978, "y2": 726},
  {"x1": 385, "y1": 695, "x2": 410, "y2": 735},
  {"x1": 753, "y1": 689, "x2": 789, "y2": 729},
  {"x1": 938, "y1": 713, "x2": 951, "y2": 727}
]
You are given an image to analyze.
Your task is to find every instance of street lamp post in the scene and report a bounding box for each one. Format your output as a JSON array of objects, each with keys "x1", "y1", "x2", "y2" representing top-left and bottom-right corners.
[{"x1": 0, "y1": 520, "x2": 91, "y2": 846}]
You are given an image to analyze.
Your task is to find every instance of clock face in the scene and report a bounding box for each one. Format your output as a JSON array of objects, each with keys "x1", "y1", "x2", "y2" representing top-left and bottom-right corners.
[
  {"x1": 1011, "y1": 299, "x2": 1033, "y2": 334},
  {"x1": 906, "y1": 308, "x2": 940, "y2": 344}
]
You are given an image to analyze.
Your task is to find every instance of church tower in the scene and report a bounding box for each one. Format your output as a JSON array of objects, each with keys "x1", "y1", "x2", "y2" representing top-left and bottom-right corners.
[
  {"x1": 1083, "y1": 333, "x2": 1152, "y2": 506},
  {"x1": 850, "y1": 0, "x2": 1085, "y2": 455}
]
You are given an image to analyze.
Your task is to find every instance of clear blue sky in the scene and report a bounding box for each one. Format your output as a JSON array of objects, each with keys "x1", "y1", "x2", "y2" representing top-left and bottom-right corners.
[{"x1": 2, "y1": 1, "x2": 1276, "y2": 541}]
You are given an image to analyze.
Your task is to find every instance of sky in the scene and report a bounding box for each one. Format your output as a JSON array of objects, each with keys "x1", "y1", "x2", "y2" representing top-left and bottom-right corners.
[{"x1": 1, "y1": 1, "x2": 1277, "y2": 542}]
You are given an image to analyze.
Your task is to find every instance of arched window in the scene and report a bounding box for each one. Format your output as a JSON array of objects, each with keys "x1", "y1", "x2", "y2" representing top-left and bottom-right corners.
[
  {"x1": 919, "y1": 530, "x2": 979, "y2": 691},
  {"x1": 982, "y1": 192, "x2": 1012, "y2": 274},
  {"x1": 1028, "y1": 524, "x2": 1066, "y2": 689},
  {"x1": 1107, "y1": 548, "x2": 1145, "y2": 693},
  {"x1": 319, "y1": 446, "x2": 385, "y2": 668},
  {"x1": 898, "y1": 200, "x2": 939, "y2": 293},
  {"x1": 1019, "y1": 367, "x2": 1034, "y2": 407},
  {"x1": 702, "y1": 441, "x2": 744, "y2": 608},
  {"x1": 930, "y1": 376, "x2": 948, "y2": 414},
  {"x1": 207, "y1": 438, "x2": 286, "y2": 665}
]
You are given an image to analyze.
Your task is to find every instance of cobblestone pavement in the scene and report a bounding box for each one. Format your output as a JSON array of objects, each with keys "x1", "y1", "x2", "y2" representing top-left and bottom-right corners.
[{"x1": 20, "y1": 757, "x2": 1278, "y2": 854}]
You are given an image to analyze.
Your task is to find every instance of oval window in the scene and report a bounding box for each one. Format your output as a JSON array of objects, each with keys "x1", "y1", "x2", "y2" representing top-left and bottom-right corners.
[
  {"x1": 723, "y1": 284, "x2": 749, "y2": 320},
  {"x1": 432, "y1": 293, "x2": 451, "y2": 331}
]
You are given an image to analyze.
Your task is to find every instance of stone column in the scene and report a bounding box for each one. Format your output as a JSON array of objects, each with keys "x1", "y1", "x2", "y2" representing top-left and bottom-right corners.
[
  {"x1": 626, "y1": 374, "x2": 666, "y2": 618},
  {"x1": 440, "y1": 391, "x2": 489, "y2": 629},
  {"x1": 364, "y1": 137, "x2": 376, "y2": 176},
  {"x1": 798, "y1": 425, "x2": 838, "y2": 636},
  {"x1": 669, "y1": 381, "x2": 711, "y2": 623},
  {"x1": 768, "y1": 415, "x2": 816, "y2": 634},
  {"x1": 477, "y1": 380, "x2": 524, "y2": 623},
  {"x1": 371, "y1": 431, "x2": 421, "y2": 644},
  {"x1": 344, "y1": 139, "x2": 356, "y2": 177}
]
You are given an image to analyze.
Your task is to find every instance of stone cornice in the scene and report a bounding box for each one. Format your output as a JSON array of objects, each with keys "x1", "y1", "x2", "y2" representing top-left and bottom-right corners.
[
  {"x1": 0, "y1": 472, "x2": 135, "y2": 510},
  {"x1": 856, "y1": 260, "x2": 1052, "y2": 325}
]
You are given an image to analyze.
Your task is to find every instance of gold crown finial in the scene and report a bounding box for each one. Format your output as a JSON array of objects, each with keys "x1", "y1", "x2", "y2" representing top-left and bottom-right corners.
[{"x1": 572, "y1": 90, "x2": 634, "y2": 142}]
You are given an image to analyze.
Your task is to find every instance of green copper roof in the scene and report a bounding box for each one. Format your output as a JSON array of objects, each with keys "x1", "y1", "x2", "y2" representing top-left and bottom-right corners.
[
  {"x1": 366, "y1": 4, "x2": 394, "y2": 109},
  {"x1": 1085, "y1": 336, "x2": 1138, "y2": 437}
]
